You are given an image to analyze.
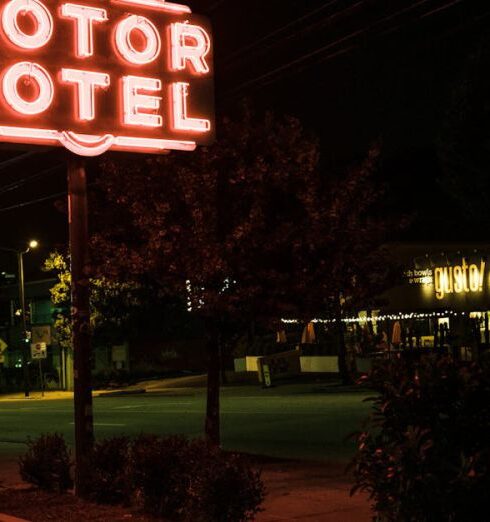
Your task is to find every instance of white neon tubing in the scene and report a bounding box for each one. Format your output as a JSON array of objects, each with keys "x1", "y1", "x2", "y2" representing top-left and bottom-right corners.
[
  {"x1": 61, "y1": 68, "x2": 110, "y2": 121},
  {"x1": 170, "y1": 22, "x2": 210, "y2": 74},
  {"x1": 114, "y1": 135, "x2": 196, "y2": 151},
  {"x1": 0, "y1": 125, "x2": 197, "y2": 154},
  {"x1": 115, "y1": 15, "x2": 161, "y2": 65},
  {"x1": 60, "y1": 4, "x2": 107, "y2": 58},
  {"x1": 171, "y1": 82, "x2": 210, "y2": 132},
  {"x1": 122, "y1": 75, "x2": 162, "y2": 127},
  {"x1": 111, "y1": 0, "x2": 191, "y2": 14},
  {"x1": 3, "y1": 62, "x2": 54, "y2": 115},
  {"x1": 2, "y1": 0, "x2": 53, "y2": 49}
]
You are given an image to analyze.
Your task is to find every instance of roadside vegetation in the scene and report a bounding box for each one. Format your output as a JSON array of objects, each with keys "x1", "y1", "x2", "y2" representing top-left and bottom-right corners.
[{"x1": 17, "y1": 432, "x2": 265, "y2": 522}]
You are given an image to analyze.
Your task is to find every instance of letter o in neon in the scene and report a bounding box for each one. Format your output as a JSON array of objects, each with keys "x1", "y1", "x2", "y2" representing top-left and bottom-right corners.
[
  {"x1": 2, "y1": 0, "x2": 53, "y2": 49},
  {"x1": 114, "y1": 15, "x2": 161, "y2": 65},
  {"x1": 3, "y1": 62, "x2": 54, "y2": 115}
]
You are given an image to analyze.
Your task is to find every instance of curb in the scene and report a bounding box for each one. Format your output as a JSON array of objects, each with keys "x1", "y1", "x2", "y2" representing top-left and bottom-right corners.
[
  {"x1": 0, "y1": 514, "x2": 31, "y2": 522},
  {"x1": 96, "y1": 388, "x2": 146, "y2": 397}
]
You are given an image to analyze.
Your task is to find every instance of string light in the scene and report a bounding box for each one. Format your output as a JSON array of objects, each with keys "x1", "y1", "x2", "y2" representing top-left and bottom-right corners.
[{"x1": 281, "y1": 310, "x2": 467, "y2": 325}]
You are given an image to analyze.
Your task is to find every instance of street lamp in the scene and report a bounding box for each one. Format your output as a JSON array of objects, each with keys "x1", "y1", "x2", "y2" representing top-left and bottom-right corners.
[{"x1": 0, "y1": 240, "x2": 39, "y2": 397}]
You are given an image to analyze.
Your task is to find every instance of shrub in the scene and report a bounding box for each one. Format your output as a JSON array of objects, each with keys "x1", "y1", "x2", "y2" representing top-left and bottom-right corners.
[
  {"x1": 129, "y1": 434, "x2": 192, "y2": 519},
  {"x1": 350, "y1": 356, "x2": 490, "y2": 522},
  {"x1": 186, "y1": 443, "x2": 265, "y2": 522},
  {"x1": 129, "y1": 435, "x2": 265, "y2": 521},
  {"x1": 18, "y1": 433, "x2": 73, "y2": 492},
  {"x1": 87, "y1": 436, "x2": 131, "y2": 505},
  {"x1": 19, "y1": 431, "x2": 266, "y2": 520}
]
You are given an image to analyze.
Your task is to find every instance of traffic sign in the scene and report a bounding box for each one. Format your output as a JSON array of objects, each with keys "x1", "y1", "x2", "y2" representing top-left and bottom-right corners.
[
  {"x1": 0, "y1": 338, "x2": 7, "y2": 353},
  {"x1": 32, "y1": 326, "x2": 52, "y2": 345},
  {"x1": 31, "y1": 342, "x2": 47, "y2": 360}
]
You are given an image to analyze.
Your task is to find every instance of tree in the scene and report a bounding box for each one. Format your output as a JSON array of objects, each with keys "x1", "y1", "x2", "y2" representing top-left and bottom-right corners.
[
  {"x1": 92, "y1": 108, "x2": 390, "y2": 444},
  {"x1": 44, "y1": 251, "x2": 143, "y2": 351}
]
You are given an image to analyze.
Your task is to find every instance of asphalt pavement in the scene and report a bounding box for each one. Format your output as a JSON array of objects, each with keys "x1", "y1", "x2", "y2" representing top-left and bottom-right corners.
[{"x1": 0, "y1": 382, "x2": 370, "y2": 461}]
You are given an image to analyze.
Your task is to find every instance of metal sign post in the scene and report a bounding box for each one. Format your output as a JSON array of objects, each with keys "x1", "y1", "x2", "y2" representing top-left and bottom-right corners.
[{"x1": 31, "y1": 342, "x2": 47, "y2": 398}]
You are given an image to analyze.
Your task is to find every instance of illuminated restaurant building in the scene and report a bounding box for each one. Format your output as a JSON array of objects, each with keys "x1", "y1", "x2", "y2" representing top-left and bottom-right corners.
[{"x1": 350, "y1": 243, "x2": 490, "y2": 358}]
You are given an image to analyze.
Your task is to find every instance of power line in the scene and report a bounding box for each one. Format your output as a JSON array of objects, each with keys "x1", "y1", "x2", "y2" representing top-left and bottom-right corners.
[
  {"x1": 223, "y1": 0, "x2": 465, "y2": 100},
  {"x1": 223, "y1": 0, "x2": 345, "y2": 65},
  {"x1": 0, "y1": 191, "x2": 66, "y2": 213},
  {"x1": 0, "y1": 164, "x2": 64, "y2": 197},
  {"x1": 0, "y1": 152, "x2": 38, "y2": 173},
  {"x1": 206, "y1": 0, "x2": 228, "y2": 13}
]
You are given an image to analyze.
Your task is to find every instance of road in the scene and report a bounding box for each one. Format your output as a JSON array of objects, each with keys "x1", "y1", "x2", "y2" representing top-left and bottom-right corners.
[{"x1": 0, "y1": 384, "x2": 371, "y2": 462}]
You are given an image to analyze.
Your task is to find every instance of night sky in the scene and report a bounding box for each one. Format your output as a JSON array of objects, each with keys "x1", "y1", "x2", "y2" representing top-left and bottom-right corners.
[{"x1": 0, "y1": 0, "x2": 489, "y2": 278}]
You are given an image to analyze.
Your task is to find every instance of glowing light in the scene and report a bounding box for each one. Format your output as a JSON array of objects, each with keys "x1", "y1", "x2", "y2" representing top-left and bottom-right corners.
[
  {"x1": 60, "y1": 131, "x2": 114, "y2": 155},
  {"x1": 115, "y1": 15, "x2": 161, "y2": 65},
  {"x1": 61, "y1": 68, "x2": 110, "y2": 121},
  {"x1": 0, "y1": 125, "x2": 58, "y2": 143},
  {"x1": 434, "y1": 258, "x2": 485, "y2": 300},
  {"x1": 122, "y1": 75, "x2": 162, "y2": 127},
  {"x1": 0, "y1": 1, "x2": 213, "y2": 156},
  {"x1": 171, "y1": 82, "x2": 210, "y2": 132},
  {"x1": 2, "y1": 0, "x2": 53, "y2": 50},
  {"x1": 113, "y1": 135, "x2": 195, "y2": 151},
  {"x1": 3, "y1": 62, "x2": 54, "y2": 115},
  {"x1": 111, "y1": 0, "x2": 191, "y2": 14},
  {"x1": 28, "y1": 240, "x2": 39, "y2": 249},
  {"x1": 170, "y1": 22, "x2": 211, "y2": 74},
  {"x1": 0, "y1": 125, "x2": 196, "y2": 155},
  {"x1": 60, "y1": 4, "x2": 108, "y2": 58}
]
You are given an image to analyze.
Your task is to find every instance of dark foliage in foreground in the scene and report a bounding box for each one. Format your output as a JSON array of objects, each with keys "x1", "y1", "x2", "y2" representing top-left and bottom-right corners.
[
  {"x1": 19, "y1": 433, "x2": 265, "y2": 521},
  {"x1": 18, "y1": 433, "x2": 73, "y2": 493},
  {"x1": 350, "y1": 356, "x2": 490, "y2": 522},
  {"x1": 129, "y1": 435, "x2": 265, "y2": 522},
  {"x1": 130, "y1": 434, "x2": 192, "y2": 519},
  {"x1": 87, "y1": 436, "x2": 132, "y2": 505}
]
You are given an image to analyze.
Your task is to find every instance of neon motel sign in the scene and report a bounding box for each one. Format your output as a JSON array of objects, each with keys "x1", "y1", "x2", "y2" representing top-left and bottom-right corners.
[{"x1": 0, "y1": 0, "x2": 214, "y2": 156}]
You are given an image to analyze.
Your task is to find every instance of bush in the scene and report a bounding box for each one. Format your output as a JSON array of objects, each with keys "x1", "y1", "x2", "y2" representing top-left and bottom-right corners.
[
  {"x1": 19, "y1": 433, "x2": 73, "y2": 492},
  {"x1": 351, "y1": 356, "x2": 490, "y2": 522},
  {"x1": 129, "y1": 435, "x2": 265, "y2": 521},
  {"x1": 17, "y1": 432, "x2": 265, "y2": 521},
  {"x1": 186, "y1": 443, "x2": 265, "y2": 522},
  {"x1": 130, "y1": 434, "x2": 192, "y2": 519},
  {"x1": 87, "y1": 436, "x2": 131, "y2": 505}
]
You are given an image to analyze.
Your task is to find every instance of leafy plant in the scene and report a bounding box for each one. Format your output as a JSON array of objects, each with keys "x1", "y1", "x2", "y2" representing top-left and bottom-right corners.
[
  {"x1": 129, "y1": 435, "x2": 265, "y2": 521},
  {"x1": 87, "y1": 437, "x2": 131, "y2": 505},
  {"x1": 350, "y1": 356, "x2": 490, "y2": 521},
  {"x1": 129, "y1": 434, "x2": 192, "y2": 519},
  {"x1": 186, "y1": 443, "x2": 265, "y2": 522},
  {"x1": 18, "y1": 433, "x2": 73, "y2": 492}
]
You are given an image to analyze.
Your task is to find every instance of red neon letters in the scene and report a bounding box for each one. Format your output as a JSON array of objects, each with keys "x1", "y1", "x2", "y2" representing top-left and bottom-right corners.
[{"x1": 0, "y1": 0, "x2": 214, "y2": 156}]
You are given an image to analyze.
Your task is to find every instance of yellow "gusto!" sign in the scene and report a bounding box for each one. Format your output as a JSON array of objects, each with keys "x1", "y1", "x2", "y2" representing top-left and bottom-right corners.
[{"x1": 434, "y1": 259, "x2": 486, "y2": 300}]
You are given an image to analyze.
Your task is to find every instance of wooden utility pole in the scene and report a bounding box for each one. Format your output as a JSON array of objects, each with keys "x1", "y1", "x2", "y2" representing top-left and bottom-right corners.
[{"x1": 68, "y1": 155, "x2": 94, "y2": 497}]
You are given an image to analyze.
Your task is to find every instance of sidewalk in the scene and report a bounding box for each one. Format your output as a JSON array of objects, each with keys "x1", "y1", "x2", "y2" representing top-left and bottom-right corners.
[
  {"x1": 0, "y1": 456, "x2": 372, "y2": 521},
  {"x1": 0, "y1": 391, "x2": 73, "y2": 402},
  {"x1": 257, "y1": 461, "x2": 371, "y2": 521}
]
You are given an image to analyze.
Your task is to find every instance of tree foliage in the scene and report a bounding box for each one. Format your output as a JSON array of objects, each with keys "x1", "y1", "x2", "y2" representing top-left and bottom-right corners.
[
  {"x1": 93, "y1": 109, "x2": 389, "y2": 326},
  {"x1": 44, "y1": 251, "x2": 142, "y2": 348},
  {"x1": 91, "y1": 108, "x2": 394, "y2": 441}
]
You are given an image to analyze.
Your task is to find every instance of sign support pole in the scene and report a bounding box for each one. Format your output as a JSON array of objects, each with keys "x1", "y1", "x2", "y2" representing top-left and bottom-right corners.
[
  {"x1": 68, "y1": 154, "x2": 94, "y2": 497},
  {"x1": 17, "y1": 251, "x2": 30, "y2": 398}
]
